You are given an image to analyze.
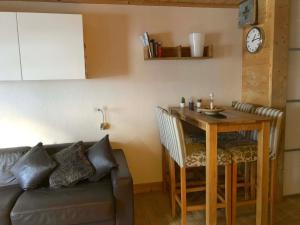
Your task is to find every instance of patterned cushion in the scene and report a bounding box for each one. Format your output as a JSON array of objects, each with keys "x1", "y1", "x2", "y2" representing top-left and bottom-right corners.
[
  {"x1": 230, "y1": 145, "x2": 257, "y2": 163},
  {"x1": 185, "y1": 143, "x2": 232, "y2": 167},
  {"x1": 220, "y1": 137, "x2": 258, "y2": 163},
  {"x1": 49, "y1": 142, "x2": 94, "y2": 188}
]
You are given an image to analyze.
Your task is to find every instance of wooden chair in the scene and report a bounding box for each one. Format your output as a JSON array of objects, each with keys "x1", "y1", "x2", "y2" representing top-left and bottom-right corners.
[
  {"x1": 219, "y1": 102, "x2": 257, "y2": 200},
  {"x1": 155, "y1": 107, "x2": 169, "y2": 192},
  {"x1": 155, "y1": 106, "x2": 205, "y2": 192},
  {"x1": 163, "y1": 111, "x2": 232, "y2": 225},
  {"x1": 220, "y1": 106, "x2": 283, "y2": 225}
]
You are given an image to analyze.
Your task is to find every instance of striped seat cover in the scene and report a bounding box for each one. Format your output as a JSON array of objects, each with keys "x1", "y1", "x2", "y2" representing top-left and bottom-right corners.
[{"x1": 221, "y1": 106, "x2": 284, "y2": 162}]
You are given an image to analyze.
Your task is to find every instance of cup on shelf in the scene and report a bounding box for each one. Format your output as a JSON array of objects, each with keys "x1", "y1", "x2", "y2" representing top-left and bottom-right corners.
[{"x1": 189, "y1": 32, "x2": 205, "y2": 57}]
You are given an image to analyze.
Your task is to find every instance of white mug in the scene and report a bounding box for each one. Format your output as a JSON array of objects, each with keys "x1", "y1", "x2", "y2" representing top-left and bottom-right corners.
[{"x1": 189, "y1": 33, "x2": 205, "y2": 57}]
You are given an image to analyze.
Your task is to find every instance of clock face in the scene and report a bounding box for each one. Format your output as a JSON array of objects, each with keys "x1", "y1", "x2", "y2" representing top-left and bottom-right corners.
[{"x1": 246, "y1": 27, "x2": 263, "y2": 53}]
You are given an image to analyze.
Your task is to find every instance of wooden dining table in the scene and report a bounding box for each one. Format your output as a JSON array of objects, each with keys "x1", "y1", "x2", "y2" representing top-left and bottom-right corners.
[{"x1": 169, "y1": 106, "x2": 271, "y2": 225}]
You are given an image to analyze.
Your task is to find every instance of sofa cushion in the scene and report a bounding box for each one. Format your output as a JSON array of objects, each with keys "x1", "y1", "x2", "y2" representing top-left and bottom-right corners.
[
  {"x1": 88, "y1": 135, "x2": 117, "y2": 182},
  {"x1": 11, "y1": 143, "x2": 57, "y2": 190},
  {"x1": 49, "y1": 142, "x2": 94, "y2": 188},
  {"x1": 0, "y1": 185, "x2": 23, "y2": 225},
  {"x1": 44, "y1": 142, "x2": 95, "y2": 156},
  {"x1": 11, "y1": 179, "x2": 115, "y2": 225},
  {"x1": 0, "y1": 147, "x2": 30, "y2": 187}
]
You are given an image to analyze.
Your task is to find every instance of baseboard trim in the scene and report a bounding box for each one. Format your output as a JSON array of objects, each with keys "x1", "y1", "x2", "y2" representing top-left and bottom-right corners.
[{"x1": 134, "y1": 182, "x2": 163, "y2": 194}]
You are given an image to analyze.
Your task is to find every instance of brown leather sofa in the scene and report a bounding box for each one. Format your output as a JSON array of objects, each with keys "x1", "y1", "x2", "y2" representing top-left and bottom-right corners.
[{"x1": 0, "y1": 142, "x2": 134, "y2": 225}]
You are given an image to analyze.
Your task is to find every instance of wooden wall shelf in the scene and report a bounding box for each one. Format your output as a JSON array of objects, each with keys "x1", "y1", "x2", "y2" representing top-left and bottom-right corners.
[{"x1": 144, "y1": 45, "x2": 213, "y2": 61}]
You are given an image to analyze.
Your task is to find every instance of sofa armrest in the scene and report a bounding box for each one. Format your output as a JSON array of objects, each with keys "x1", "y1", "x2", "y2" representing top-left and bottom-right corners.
[{"x1": 111, "y1": 149, "x2": 134, "y2": 225}]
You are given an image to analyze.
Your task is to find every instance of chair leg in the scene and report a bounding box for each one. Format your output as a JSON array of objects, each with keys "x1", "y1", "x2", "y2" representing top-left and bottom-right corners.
[
  {"x1": 270, "y1": 159, "x2": 277, "y2": 225},
  {"x1": 162, "y1": 145, "x2": 167, "y2": 192},
  {"x1": 169, "y1": 156, "x2": 176, "y2": 218},
  {"x1": 244, "y1": 162, "x2": 250, "y2": 200},
  {"x1": 180, "y1": 167, "x2": 187, "y2": 225},
  {"x1": 225, "y1": 164, "x2": 232, "y2": 225},
  {"x1": 250, "y1": 162, "x2": 256, "y2": 200},
  {"x1": 232, "y1": 162, "x2": 238, "y2": 225}
]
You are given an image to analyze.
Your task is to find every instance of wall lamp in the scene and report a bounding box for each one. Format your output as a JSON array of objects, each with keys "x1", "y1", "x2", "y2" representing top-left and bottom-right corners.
[{"x1": 97, "y1": 108, "x2": 110, "y2": 130}]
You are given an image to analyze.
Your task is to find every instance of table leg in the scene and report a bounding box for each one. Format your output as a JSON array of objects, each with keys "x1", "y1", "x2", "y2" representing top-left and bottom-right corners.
[
  {"x1": 256, "y1": 121, "x2": 270, "y2": 225},
  {"x1": 206, "y1": 124, "x2": 218, "y2": 225}
]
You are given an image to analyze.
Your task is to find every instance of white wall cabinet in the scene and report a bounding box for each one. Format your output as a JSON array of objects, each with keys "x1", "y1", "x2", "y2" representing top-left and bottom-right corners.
[
  {"x1": 0, "y1": 12, "x2": 85, "y2": 81},
  {"x1": 17, "y1": 13, "x2": 85, "y2": 80},
  {"x1": 0, "y1": 12, "x2": 22, "y2": 81}
]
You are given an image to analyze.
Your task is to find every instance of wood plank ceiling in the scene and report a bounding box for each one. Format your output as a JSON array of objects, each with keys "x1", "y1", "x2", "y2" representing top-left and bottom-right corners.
[{"x1": 2, "y1": 0, "x2": 241, "y2": 8}]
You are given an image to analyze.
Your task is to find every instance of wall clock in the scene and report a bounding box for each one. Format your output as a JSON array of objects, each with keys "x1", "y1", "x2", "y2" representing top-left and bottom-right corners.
[
  {"x1": 239, "y1": 0, "x2": 257, "y2": 27},
  {"x1": 246, "y1": 27, "x2": 264, "y2": 53}
]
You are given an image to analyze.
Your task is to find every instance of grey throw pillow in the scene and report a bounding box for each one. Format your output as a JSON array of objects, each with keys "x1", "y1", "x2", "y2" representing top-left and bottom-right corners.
[
  {"x1": 88, "y1": 135, "x2": 117, "y2": 182},
  {"x1": 11, "y1": 143, "x2": 57, "y2": 190},
  {"x1": 49, "y1": 141, "x2": 94, "y2": 188}
]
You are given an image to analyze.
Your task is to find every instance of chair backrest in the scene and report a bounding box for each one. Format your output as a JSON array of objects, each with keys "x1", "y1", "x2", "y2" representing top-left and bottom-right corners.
[
  {"x1": 164, "y1": 112, "x2": 186, "y2": 167},
  {"x1": 155, "y1": 107, "x2": 168, "y2": 148},
  {"x1": 233, "y1": 102, "x2": 256, "y2": 138},
  {"x1": 233, "y1": 102, "x2": 256, "y2": 113},
  {"x1": 252, "y1": 107, "x2": 284, "y2": 159}
]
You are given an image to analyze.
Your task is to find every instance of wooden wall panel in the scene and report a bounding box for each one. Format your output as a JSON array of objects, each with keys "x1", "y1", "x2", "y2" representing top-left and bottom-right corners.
[
  {"x1": 0, "y1": 0, "x2": 240, "y2": 8},
  {"x1": 270, "y1": 0, "x2": 289, "y2": 108},
  {"x1": 242, "y1": 65, "x2": 270, "y2": 105},
  {"x1": 242, "y1": 0, "x2": 290, "y2": 197}
]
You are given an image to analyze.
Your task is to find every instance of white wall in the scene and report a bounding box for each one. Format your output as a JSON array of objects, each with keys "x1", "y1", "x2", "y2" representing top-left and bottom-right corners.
[{"x1": 0, "y1": 1, "x2": 242, "y2": 184}]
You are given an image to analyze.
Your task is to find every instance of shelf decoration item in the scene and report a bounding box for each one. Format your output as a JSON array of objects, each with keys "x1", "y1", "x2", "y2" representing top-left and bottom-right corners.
[
  {"x1": 189, "y1": 32, "x2": 205, "y2": 57},
  {"x1": 239, "y1": 0, "x2": 257, "y2": 27},
  {"x1": 180, "y1": 97, "x2": 185, "y2": 108},
  {"x1": 140, "y1": 32, "x2": 162, "y2": 59}
]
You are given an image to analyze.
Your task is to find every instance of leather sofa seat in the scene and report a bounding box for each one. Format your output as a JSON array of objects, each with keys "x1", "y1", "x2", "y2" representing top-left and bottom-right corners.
[
  {"x1": 0, "y1": 185, "x2": 23, "y2": 225},
  {"x1": 10, "y1": 178, "x2": 115, "y2": 225}
]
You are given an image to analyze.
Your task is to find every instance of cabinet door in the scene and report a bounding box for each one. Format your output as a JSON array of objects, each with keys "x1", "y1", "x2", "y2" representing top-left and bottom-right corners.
[
  {"x1": 0, "y1": 12, "x2": 22, "y2": 81},
  {"x1": 17, "y1": 13, "x2": 85, "y2": 80}
]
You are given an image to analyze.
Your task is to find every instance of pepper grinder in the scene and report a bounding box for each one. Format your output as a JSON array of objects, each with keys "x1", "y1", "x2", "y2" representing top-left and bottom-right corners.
[
  {"x1": 209, "y1": 93, "x2": 214, "y2": 110},
  {"x1": 189, "y1": 98, "x2": 194, "y2": 111}
]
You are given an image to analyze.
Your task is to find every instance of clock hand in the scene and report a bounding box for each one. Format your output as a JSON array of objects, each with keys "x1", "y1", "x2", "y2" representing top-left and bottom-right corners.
[
  {"x1": 252, "y1": 34, "x2": 257, "y2": 42},
  {"x1": 252, "y1": 38, "x2": 261, "y2": 41}
]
